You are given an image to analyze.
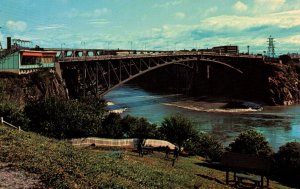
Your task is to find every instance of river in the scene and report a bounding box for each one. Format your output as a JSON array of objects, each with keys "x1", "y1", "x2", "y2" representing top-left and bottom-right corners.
[{"x1": 104, "y1": 85, "x2": 300, "y2": 151}]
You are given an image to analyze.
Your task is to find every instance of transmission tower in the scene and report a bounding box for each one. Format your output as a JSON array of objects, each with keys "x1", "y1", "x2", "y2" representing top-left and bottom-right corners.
[{"x1": 267, "y1": 35, "x2": 275, "y2": 58}]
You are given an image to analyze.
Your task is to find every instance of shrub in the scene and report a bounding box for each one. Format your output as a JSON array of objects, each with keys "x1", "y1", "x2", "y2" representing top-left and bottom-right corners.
[
  {"x1": 121, "y1": 115, "x2": 159, "y2": 139},
  {"x1": 0, "y1": 102, "x2": 29, "y2": 128},
  {"x1": 228, "y1": 129, "x2": 273, "y2": 156},
  {"x1": 160, "y1": 114, "x2": 197, "y2": 150},
  {"x1": 24, "y1": 97, "x2": 103, "y2": 139},
  {"x1": 275, "y1": 142, "x2": 300, "y2": 177},
  {"x1": 100, "y1": 113, "x2": 123, "y2": 138},
  {"x1": 184, "y1": 132, "x2": 224, "y2": 161}
]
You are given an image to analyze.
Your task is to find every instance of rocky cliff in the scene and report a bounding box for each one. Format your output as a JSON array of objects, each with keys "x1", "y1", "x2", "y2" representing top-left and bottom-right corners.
[
  {"x1": 266, "y1": 63, "x2": 300, "y2": 105},
  {"x1": 0, "y1": 70, "x2": 68, "y2": 106}
]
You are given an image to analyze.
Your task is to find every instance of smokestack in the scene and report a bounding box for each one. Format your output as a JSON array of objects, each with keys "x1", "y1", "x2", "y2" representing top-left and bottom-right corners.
[{"x1": 7, "y1": 37, "x2": 11, "y2": 49}]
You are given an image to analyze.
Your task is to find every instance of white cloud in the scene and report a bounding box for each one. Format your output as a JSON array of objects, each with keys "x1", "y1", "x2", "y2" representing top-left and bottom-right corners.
[
  {"x1": 200, "y1": 6, "x2": 218, "y2": 17},
  {"x1": 6, "y1": 20, "x2": 27, "y2": 31},
  {"x1": 253, "y1": 0, "x2": 285, "y2": 13},
  {"x1": 88, "y1": 19, "x2": 110, "y2": 25},
  {"x1": 35, "y1": 24, "x2": 64, "y2": 31},
  {"x1": 199, "y1": 9, "x2": 300, "y2": 30},
  {"x1": 155, "y1": 0, "x2": 185, "y2": 8},
  {"x1": 80, "y1": 8, "x2": 111, "y2": 17},
  {"x1": 175, "y1": 12, "x2": 186, "y2": 19},
  {"x1": 65, "y1": 8, "x2": 111, "y2": 18},
  {"x1": 233, "y1": 1, "x2": 248, "y2": 12},
  {"x1": 280, "y1": 34, "x2": 300, "y2": 45}
]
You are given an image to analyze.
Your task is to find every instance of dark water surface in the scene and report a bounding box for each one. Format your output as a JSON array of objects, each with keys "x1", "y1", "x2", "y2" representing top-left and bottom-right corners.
[{"x1": 104, "y1": 85, "x2": 300, "y2": 151}]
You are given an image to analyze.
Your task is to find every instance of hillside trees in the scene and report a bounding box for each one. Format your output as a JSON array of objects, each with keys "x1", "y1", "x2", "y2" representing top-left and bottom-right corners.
[
  {"x1": 160, "y1": 114, "x2": 198, "y2": 150},
  {"x1": 228, "y1": 129, "x2": 273, "y2": 156},
  {"x1": 121, "y1": 115, "x2": 159, "y2": 139},
  {"x1": 24, "y1": 97, "x2": 105, "y2": 139}
]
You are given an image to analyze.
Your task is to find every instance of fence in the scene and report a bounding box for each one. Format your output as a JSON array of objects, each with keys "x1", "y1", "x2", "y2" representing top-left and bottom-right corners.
[
  {"x1": 0, "y1": 117, "x2": 22, "y2": 132},
  {"x1": 69, "y1": 138, "x2": 139, "y2": 148},
  {"x1": 69, "y1": 138, "x2": 176, "y2": 149}
]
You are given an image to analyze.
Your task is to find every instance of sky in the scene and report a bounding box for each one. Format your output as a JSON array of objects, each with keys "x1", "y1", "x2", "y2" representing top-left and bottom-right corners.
[{"x1": 1, "y1": 0, "x2": 300, "y2": 54}]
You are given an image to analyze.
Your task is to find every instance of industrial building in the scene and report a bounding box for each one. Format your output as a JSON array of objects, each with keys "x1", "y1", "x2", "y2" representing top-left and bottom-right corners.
[{"x1": 212, "y1": 45, "x2": 239, "y2": 54}]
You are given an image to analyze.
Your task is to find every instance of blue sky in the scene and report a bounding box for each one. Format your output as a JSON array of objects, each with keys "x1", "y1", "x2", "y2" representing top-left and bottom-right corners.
[{"x1": 1, "y1": 0, "x2": 300, "y2": 54}]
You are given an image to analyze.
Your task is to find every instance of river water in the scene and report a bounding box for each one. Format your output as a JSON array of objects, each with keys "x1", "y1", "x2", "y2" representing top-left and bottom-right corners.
[{"x1": 104, "y1": 85, "x2": 300, "y2": 151}]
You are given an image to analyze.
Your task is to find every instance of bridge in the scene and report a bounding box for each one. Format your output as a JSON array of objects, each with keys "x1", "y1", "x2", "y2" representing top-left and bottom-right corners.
[{"x1": 56, "y1": 49, "x2": 265, "y2": 97}]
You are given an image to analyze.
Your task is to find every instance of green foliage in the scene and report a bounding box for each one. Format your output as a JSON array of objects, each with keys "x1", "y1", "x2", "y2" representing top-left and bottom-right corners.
[
  {"x1": 0, "y1": 102, "x2": 29, "y2": 128},
  {"x1": 0, "y1": 126, "x2": 289, "y2": 189},
  {"x1": 24, "y1": 97, "x2": 103, "y2": 139},
  {"x1": 228, "y1": 129, "x2": 273, "y2": 156},
  {"x1": 275, "y1": 142, "x2": 300, "y2": 177},
  {"x1": 160, "y1": 113, "x2": 197, "y2": 150},
  {"x1": 184, "y1": 132, "x2": 224, "y2": 161},
  {"x1": 121, "y1": 115, "x2": 159, "y2": 139},
  {"x1": 100, "y1": 113, "x2": 123, "y2": 138}
]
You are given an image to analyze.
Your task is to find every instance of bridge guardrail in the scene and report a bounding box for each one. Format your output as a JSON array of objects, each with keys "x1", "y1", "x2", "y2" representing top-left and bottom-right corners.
[{"x1": 57, "y1": 51, "x2": 264, "y2": 62}]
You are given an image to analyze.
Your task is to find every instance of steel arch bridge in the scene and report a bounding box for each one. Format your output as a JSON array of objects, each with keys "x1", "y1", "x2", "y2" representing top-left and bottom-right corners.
[{"x1": 58, "y1": 53, "x2": 246, "y2": 97}]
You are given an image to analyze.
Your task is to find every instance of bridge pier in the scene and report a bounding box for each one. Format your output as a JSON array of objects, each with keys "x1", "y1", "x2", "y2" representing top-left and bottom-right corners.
[{"x1": 207, "y1": 65, "x2": 210, "y2": 79}]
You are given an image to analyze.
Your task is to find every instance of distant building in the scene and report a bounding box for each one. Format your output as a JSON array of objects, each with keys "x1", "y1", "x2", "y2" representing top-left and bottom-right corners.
[
  {"x1": 0, "y1": 37, "x2": 56, "y2": 74},
  {"x1": 0, "y1": 49, "x2": 56, "y2": 74},
  {"x1": 212, "y1": 45, "x2": 239, "y2": 54}
]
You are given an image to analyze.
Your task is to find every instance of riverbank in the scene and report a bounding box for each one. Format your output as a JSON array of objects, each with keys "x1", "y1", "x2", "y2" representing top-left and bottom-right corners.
[
  {"x1": 0, "y1": 126, "x2": 291, "y2": 189},
  {"x1": 162, "y1": 97, "x2": 263, "y2": 113}
]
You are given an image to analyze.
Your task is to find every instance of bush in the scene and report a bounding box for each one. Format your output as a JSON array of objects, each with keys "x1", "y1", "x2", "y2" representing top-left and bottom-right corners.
[
  {"x1": 275, "y1": 142, "x2": 300, "y2": 178},
  {"x1": 184, "y1": 132, "x2": 224, "y2": 161},
  {"x1": 100, "y1": 113, "x2": 123, "y2": 138},
  {"x1": 228, "y1": 129, "x2": 273, "y2": 156},
  {"x1": 0, "y1": 102, "x2": 29, "y2": 128},
  {"x1": 160, "y1": 114, "x2": 197, "y2": 150},
  {"x1": 121, "y1": 115, "x2": 159, "y2": 139},
  {"x1": 24, "y1": 97, "x2": 103, "y2": 139}
]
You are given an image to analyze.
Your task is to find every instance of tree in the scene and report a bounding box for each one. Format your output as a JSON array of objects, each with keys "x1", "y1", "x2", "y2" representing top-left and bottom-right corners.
[
  {"x1": 275, "y1": 142, "x2": 300, "y2": 179},
  {"x1": 24, "y1": 97, "x2": 103, "y2": 139},
  {"x1": 100, "y1": 113, "x2": 123, "y2": 138},
  {"x1": 121, "y1": 115, "x2": 158, "y2": 139},
  {"x1": 0, "y1": 102, "x2": 29, "y2": 128},
  {"x1": 160, "y1": 114, "x2": 197, "y2": 150},
  {"x1": 228, "y1": 129, "x2": 273, "y2": 156},
  {"x1": 184, "y1": 132, "x2": 224, "y2": 161}
]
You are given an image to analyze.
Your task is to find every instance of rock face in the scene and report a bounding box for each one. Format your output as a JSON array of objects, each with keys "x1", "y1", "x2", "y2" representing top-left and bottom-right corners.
[
  {"x1": 266, "y1": 63, "x2": 300, "y2": 105},
  {"x1": 0, "y1": 70, "x2": 68, "y2": 106}
]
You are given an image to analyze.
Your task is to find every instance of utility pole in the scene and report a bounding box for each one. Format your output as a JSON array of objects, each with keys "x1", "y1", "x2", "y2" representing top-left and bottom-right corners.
[
  {"x1": 0, "y1": 27, "x2": 2, "y2": 49},
  {"x1": 267, "y1": 35, "x2": 275, "y2": 58}
]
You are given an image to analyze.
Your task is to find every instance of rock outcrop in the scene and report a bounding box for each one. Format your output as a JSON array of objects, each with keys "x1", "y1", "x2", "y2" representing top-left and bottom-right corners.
[
  {"x1": 266, "y1": 63, "x2": 300, "y2": 105},
  {"x1": 0, "y1": 70, "x2": 68, "y2": 106}
]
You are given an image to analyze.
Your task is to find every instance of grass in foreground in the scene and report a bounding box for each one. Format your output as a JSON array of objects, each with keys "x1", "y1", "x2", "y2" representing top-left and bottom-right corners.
[{"x1": 0, "y1": 126, "x2": 291, "y2": 189}]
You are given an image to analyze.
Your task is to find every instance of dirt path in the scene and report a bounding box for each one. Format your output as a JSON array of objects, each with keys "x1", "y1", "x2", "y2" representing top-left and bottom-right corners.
[{"x1": 0, "y1": 162, "x2": 48, "y2": 189}]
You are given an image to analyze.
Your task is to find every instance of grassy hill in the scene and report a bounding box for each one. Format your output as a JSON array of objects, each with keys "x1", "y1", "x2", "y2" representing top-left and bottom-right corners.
[{"x1": 0, "y1": 125, "x2": 291, "y2": 189}]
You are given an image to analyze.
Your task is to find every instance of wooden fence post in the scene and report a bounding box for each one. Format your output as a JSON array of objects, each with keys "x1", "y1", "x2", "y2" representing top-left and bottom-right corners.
[{"x1": 0, "y1": 117, "x2": 3, "y2": 124}]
